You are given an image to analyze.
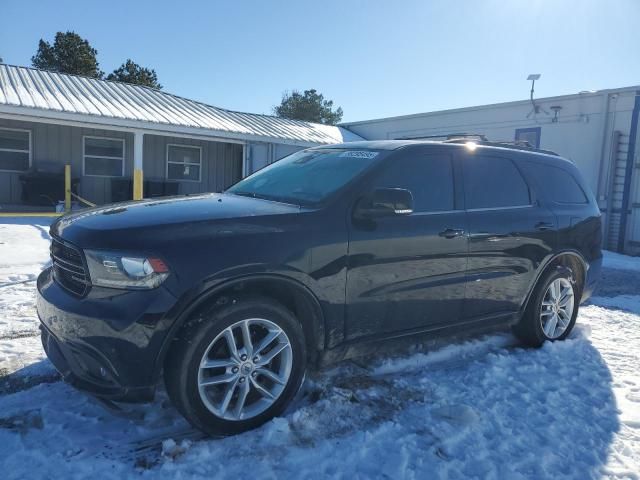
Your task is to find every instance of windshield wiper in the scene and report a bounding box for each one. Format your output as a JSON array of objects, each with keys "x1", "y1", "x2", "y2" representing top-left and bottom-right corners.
[
  {"x1": 229, "y1": 191, "x2": 306, "y2": 207},
  {"x1": 230, "y1": 191, "x2": 285, "y2": 203}
]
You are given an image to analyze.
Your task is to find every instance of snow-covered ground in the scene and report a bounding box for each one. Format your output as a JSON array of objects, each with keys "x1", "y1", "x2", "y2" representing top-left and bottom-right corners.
[{"x1": 0, "y1": 218, "x2": 638, "y2": 479}]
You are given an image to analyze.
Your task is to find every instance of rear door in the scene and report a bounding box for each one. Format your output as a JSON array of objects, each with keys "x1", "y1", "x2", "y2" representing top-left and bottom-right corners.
[
  {"x1": 459, "y1": 151, "x2": 557, "y2": 320},
  {"x1": 345, "y1": 148, "x2": 468, "y2": 340}
]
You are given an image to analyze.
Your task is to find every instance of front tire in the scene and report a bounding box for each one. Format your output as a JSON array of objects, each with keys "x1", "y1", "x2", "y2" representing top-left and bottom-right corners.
[
  {"x1": 513, "y1": 267, "x2": 579, "y2": 347},
  {"x1": 164, "y1": 296, "x2": 306, "y2": 436}
]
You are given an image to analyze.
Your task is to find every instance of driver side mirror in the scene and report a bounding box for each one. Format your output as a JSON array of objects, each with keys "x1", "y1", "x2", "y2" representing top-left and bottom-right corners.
[{"x1": 354, "y1": 188, "x2": 414, "y2": 219}]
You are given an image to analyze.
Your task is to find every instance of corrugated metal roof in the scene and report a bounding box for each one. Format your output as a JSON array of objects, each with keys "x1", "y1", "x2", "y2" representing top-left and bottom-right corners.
[{"x1": 0, "y1": 64, "x2": 360, "y2": 145}]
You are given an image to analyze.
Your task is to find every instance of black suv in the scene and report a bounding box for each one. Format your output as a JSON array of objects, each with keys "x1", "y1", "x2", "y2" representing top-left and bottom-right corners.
[{"x1": 37, "y1": 140, "x2": 602, "y2": 435}]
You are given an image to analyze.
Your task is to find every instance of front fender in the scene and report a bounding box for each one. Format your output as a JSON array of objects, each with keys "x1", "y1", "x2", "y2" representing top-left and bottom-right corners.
[{"x1": 151, "y1": 271, "x2": 328, "y2": 382}]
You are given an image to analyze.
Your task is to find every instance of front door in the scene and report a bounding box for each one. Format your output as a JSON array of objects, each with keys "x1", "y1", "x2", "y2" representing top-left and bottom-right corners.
[{"x1": 345, "y1": 149, "x2": 468, "y2": 340}]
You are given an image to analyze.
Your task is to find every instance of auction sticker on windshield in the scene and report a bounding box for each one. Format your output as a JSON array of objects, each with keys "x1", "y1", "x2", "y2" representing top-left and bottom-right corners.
[{"x1": 339, "y1": 151, "x2": 379, "y2": 159}]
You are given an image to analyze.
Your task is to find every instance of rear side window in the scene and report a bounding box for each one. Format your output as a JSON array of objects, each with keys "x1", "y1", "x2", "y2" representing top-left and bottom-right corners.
[
  {"x1": 521, "y1": 162, "x2": 588, "y2": 204},
  {"x1": 463, "y1": 156, "x2": 531, "y2": 209},
  {"x1": 371, "y1": 154, "x2": 454, "y2": 212}
]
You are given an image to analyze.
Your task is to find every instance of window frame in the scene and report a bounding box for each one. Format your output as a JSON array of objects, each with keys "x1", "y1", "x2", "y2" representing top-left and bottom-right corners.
[
  {"x1": 462, "y1": 154, "x2": 535, "y2": 212},
  {"x1": 82, "y1": 135, "x2": 125, "y2": 178},
  {"x1": 166, "y1": 144, "x2": 203, "y2": 183},
  {"x1": 0, "y1": 127, "x2": 32, "y2": 173},
  {"x1": 515, "y1": 127, "x2": 541, "y2": 149}
]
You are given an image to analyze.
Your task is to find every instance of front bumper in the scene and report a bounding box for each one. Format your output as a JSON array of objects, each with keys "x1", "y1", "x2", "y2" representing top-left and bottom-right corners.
[{"x1": 37, "y1": 266, "x2": 178, "y2": 402}]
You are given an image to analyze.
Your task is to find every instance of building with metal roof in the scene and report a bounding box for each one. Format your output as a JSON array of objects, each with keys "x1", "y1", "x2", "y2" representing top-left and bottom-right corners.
[{"x1": 0, "y1": 64, "x2": 360, "y2": 207}]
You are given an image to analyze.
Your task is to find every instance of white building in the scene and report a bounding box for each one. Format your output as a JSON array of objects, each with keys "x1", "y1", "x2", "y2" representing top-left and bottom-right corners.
[{"x1": 342, "y1": 87, "x2": 640, "y2": 255}]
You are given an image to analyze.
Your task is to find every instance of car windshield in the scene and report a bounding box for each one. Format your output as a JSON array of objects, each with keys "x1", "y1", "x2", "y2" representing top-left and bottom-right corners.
[{"x1": 226, "y1": 148, "x2": 383, "y2": 206}]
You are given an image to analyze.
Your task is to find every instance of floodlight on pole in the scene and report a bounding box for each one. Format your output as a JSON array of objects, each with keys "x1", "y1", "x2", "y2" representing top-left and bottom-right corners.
[{"x1": 526, "y1": 73, "x2": 547, "y2": 119}]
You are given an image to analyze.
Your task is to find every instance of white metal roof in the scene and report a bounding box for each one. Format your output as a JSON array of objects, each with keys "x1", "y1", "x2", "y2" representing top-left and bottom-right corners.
[{"x1": 0, "y1": 64, "x2": 360, "y2": 145}]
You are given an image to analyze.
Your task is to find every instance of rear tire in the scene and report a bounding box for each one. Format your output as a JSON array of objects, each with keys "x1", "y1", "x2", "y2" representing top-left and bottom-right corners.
[
  {"x1": 164, "y1": 295, "x2": 306, "y2": 436},
  {"x1": 513, "y1": 266, "x2": 580, "y2": 347}
]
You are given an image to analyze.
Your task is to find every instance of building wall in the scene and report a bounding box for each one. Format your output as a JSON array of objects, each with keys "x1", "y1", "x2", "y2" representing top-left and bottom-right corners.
[
  {"x1": 0, "y1": 117, "x2": 133, "y2": 205},
  {"x1": 0, "y1": 118, "x2": 243, "y2": 206},
  {"x1": 143, "y1": 134, "x2": 242, "y2": 194},
  {"x1": 343, "y1": 89, "x2": 640, "y2": 253}
]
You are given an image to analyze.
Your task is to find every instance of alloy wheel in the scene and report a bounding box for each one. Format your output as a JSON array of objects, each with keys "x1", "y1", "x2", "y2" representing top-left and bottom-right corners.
[
  {"x1": 540, "y1": 277, "x2": 575, "y2": 339},
  {"x1": 197, "y1": 318, "x2": 293, "y2": 421}
]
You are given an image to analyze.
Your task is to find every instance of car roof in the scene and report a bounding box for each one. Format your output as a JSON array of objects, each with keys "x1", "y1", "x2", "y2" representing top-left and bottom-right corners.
[
  {"x1": 315, "y1": 140, "x2": 421, "y2": 151},
  {"x1": 314, "y1": 140, "x2": 573, "y2": 165}
]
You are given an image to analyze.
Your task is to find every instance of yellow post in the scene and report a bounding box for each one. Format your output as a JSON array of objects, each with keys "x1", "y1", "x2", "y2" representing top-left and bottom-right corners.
[
  {"x1": 133, "y1": 168, "x2": 144, "y2": 200},
  {"x1": 64, "y1": 164, "x2": 71, "y2": 212}
]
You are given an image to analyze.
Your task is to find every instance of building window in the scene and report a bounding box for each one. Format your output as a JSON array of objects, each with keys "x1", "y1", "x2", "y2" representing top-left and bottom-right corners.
[
  {"x1": 0, "y1": 128, "x2": 31, "y2": 172},
  {"x1": 167, "y1": 144, "x2": 202, "y2": 182},
  {"x1": 83, "y1": 136, "x2": 125, "y2": 177},
  {"x1": 515, "y1": 127, "x2": 541, "y2": 148}
]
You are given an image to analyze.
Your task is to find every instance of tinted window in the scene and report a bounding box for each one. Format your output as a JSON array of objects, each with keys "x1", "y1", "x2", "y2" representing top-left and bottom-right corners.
[
  {"x1": 463, "y1": 156, "x2": 530, "y2": 209},
  {"x1": 370, "y1": 154, "x2": 454, "y2": 212},
  {"x1": 522, "y1": 162, "x2": 588, "y2": 204}
]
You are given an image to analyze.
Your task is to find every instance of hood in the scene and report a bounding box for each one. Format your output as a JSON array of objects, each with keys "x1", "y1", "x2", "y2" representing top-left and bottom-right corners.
[{"x1": 51, "y1": 193, "x2": 302, "y2": 245}]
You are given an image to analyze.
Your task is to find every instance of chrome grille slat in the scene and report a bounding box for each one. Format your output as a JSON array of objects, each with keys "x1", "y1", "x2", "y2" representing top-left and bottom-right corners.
[
  {"x1": 52, "y1": 261, "x2": 88, "y2": 279},
  {"x1": 50, "y1": 237, "x2": 90, "y2": 296},
  {"x1": 50, "y1": 253, "x2": 85, "y2": 275}
]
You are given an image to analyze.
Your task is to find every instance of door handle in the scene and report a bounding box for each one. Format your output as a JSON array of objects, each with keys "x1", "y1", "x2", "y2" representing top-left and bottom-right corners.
[
  {"x1": 535, "y1": 221, "x2": 554, "y2": 231},
  {"x1": 439, "y1": 228, "x2": 465, "y2": 239}
]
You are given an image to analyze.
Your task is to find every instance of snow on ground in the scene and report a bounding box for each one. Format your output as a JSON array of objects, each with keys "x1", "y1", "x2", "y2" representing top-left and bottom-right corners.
[
  {"x1": 0, "y1": 218, "x2": 639, "y2": 479},
  {"x1": 0, "y1": 220, "x2": 52, "y2": 379},
  {"x1": 603, "y1": 250, "x2": 640, "y2": 272}
]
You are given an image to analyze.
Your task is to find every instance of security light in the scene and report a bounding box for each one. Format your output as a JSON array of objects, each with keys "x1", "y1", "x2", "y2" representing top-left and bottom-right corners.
[
  {"x1": 526, "y1": 74, "x2": 548, "y2": 118},
  {"x1": 550, "y1": 105, "x2": 562, "y2": 123}
]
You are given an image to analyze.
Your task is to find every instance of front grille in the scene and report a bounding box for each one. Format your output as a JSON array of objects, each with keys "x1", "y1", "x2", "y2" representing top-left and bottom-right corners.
[{"x1": 51, "y1": 237, "x2": 90, "y2": 296}]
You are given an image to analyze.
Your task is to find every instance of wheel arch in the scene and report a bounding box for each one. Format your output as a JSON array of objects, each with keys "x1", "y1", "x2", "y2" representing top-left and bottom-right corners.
[
  {"x1": 521, "y1": 250, "x2": 588, "y2": 314},
  {"x1": 155, "y1": 274, "x2": 326, "y2": 380}
]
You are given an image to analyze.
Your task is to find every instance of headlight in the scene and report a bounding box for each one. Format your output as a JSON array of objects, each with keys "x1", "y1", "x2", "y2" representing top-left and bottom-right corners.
[{"x1": 84, "y1": 249, "x2": 169, "y2": 289}]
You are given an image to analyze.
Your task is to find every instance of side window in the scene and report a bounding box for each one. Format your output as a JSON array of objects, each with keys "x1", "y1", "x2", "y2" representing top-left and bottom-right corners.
[
  {"x1": 463, "y1": 156, "x2": 531, "y2": 209},
  {"x1": 521, "y1": 162, "x2": 588, "y2": 204},
  {"x1": 371, "y1": 154, "x2": 454, "y2": 212}
]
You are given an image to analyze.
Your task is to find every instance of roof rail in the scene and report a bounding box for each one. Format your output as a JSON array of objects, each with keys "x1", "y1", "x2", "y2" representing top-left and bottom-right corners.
[
  {"x1": 396, "y1": 132, "x2": 560, "y2": 156},
  {"x1": 399, "y1": 132, "x2": 488, "y2": 141},
  {"x1": 443, "y1": 138, "x2": 560, "y2": 156}
]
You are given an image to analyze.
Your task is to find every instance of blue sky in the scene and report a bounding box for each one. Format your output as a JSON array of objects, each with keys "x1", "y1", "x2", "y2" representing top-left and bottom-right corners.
[{"x1": 1, "y1": 0, "x2": 639, "y2": 123}]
